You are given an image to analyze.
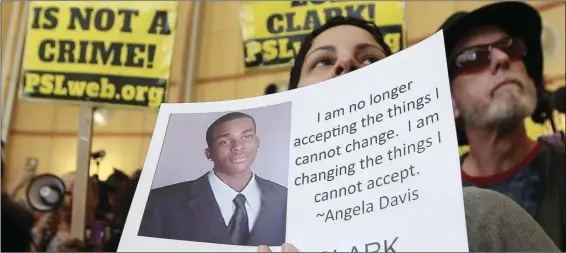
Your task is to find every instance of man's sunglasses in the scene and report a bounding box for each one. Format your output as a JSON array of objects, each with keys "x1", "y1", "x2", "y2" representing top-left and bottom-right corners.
[{"x1": 449, "y1": 37, "x2": 527, "y2": 74}]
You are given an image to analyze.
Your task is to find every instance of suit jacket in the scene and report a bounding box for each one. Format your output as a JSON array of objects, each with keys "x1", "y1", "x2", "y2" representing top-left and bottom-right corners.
[{"x1": 138, "y1": 173, "x2": 287, "y2": 246}]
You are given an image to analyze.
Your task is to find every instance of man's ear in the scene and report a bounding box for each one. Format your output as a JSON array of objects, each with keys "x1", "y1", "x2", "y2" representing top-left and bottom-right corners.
[
  {"x1": 205, "y1": 148, "x2": 212, "y2": 160},
  {"x1": 256, "y1": 136, "x2": 260, "y2": 149},
  {"x1": 451, "y1": 94, "x2": 461, "y2": 119}
]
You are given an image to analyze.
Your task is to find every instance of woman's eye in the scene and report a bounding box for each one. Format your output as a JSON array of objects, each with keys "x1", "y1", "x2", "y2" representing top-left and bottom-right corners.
[{"x1": 314, "y1": 59, "x2": 332, "y2": 68}]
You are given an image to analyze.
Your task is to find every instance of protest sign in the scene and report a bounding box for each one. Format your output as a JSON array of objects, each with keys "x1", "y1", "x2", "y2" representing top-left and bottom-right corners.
[
  {"x1": 241, "y1": 1, "x2": 405, "y2": 71},
  {"x1": 119, "y1": 31, "x2": 468, "y2": 252},
  {"x1": 20, "y1": 2, "x2": 178, "y2": 109}
]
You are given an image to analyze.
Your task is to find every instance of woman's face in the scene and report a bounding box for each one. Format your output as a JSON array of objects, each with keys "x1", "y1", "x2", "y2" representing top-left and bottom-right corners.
[{"x1": 297, "y1": 25, "x2": 387, "y2": 88}]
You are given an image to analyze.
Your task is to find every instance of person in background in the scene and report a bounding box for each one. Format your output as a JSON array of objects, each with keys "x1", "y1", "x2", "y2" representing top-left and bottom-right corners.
[
  {"x1": 439, "y1": 2, "x2": 565, "y2": 249},
  {"x1": 105, "y1": 172, "x2": 141, "y2": 251},
  {"x1": 105, "y1": 169, "x2": 130, "y2": 211},
  {"x1": 1, "y1": 141, "x2": 37, "y2": 252},
  {"x1": 2, "y1": 192, "x2": 36, "y2": 251},
  {"x1": 2, "y1": 141, "x2": 37, "y2": 210},
  {"x1": 36, "y1": 171, "x2": 100, "y2": 252},
  {"x1": 97, "y1": 168, "x2": 131, "y2": 222},
  {"x1": 257, "y1": 15, "x2": 559, "y2": 252}
]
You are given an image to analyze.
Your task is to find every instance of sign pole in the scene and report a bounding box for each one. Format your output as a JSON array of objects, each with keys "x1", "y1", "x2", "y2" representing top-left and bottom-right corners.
[
  {"x1": 1, "y1": 1, "x2": 22, "y2": 105},
  {"x1": 183, "y1": 1, "x2": 203, "y2": 102},
  {"x1": 2, "y1": 1, "x2": 28, "y2": 143},
  {"x1": 70, "y1": 104, "x2": 94, "y2": 241}
]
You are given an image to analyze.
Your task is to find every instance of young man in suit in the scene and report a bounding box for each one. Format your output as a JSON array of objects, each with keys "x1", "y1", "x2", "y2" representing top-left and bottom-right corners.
[{"x1": 139, "y1": 112, "x2": 287, "y2": 246}]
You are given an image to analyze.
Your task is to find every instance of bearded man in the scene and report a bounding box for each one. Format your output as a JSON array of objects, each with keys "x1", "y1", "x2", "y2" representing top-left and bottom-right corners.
[{"x1": 439, "y1": 2, "x2": 565, "y2": 250}]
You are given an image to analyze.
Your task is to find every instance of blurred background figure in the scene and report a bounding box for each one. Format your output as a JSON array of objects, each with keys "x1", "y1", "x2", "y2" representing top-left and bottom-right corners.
[
  {"x1": 96, "y1": 168, "x2": 130, "y2": 222},
  {"x1": 2, "y1": 191, "x2": 36, "y2": 251},
  {"x1": 105, "y1": 171, "x2": 141, "y2": 251},
  {"x1": 27, "y1": 169, "x2": 134, "y2": 252},
  {"x1": 2, "y1": 141, "x2": 37, "y2": 252},
  {"x1": 31, "y1": 172, "x2": 99, "y2": 252}
]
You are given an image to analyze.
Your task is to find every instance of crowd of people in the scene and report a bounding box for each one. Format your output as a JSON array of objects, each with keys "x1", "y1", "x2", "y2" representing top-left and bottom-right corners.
[
  {"x1": 2, "y1": 145, "x2": 141, "y2": 252},
  {"x1": 2, "y1": 1, "x2": 565, "y2": 252}
]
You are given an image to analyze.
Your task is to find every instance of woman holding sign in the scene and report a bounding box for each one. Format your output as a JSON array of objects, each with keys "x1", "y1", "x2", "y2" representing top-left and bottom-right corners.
[{"x1": 257, "y1": 16, "x2": 559, "y2": 252}]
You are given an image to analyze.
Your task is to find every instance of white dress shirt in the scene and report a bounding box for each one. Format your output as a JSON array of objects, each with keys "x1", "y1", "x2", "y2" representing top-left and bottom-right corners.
[{"x1": 208, "y1": 171, "x2": 261, "y2": 232}]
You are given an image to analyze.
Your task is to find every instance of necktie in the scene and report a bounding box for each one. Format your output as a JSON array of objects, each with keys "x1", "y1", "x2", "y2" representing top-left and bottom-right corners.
[{"x1": 228, "y1": 194, "x2": 249, "y2": 245}]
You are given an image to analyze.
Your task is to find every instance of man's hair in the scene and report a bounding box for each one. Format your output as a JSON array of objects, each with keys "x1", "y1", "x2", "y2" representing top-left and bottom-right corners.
[
  {"x1": 289, "y1": 16, "x2": 393, "y2": 90},
  {"x1": 205, "y1": 112, "x2": 256, "y2": 148}
]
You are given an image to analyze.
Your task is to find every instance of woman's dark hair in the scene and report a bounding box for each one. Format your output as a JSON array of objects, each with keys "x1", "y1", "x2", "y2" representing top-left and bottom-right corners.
[{"x1": 289, "y1": 16, "x2": 393, "y2": 90}]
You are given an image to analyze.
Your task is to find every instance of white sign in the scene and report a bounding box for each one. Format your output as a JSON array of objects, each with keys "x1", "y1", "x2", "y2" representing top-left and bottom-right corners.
[{"x1": 119, "y1": 31, "x2": 469, "y2": 252}]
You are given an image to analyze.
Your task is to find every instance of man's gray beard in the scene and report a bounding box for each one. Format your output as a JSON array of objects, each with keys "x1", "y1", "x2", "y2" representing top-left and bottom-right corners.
[{"x1": 458, "y1": 89, "x2": 537, "y2": 133}]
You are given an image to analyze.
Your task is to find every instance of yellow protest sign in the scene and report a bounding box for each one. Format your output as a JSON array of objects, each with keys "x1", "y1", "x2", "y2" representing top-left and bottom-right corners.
[
  {"x1": 241, "y1": 1, "x2": 405, "y2": 71},
  {"x1": 20, "y1": 2, "x2": 178, "y2": 109}
]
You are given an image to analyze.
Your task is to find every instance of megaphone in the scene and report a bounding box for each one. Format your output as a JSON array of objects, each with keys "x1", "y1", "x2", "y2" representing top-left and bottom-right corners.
[{"x1": 26, "y1": 174, "x2": 66, "y2": 212}]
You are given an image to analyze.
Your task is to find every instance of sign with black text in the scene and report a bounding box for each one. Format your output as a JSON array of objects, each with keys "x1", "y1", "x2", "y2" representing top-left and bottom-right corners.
[
  {"x1": 120, "y1": 31, "x2": 468, "y2": 252},
  {"x1": 240, "y1": 1, "x2": 405, "y2": 71},
  {"x1": 20, "y1": 2, "x2": 178, "y2": 109}
]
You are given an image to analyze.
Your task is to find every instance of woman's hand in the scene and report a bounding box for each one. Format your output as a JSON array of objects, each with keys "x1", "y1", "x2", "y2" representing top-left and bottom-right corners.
[{"x1": 257, "y1": 243, "x2": 299, "y2": 252}]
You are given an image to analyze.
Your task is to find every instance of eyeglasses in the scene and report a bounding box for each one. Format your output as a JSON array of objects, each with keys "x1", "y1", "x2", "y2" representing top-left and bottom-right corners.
[{"x1": 450, "y1": 37, "x2": 527, "y2": 74}]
